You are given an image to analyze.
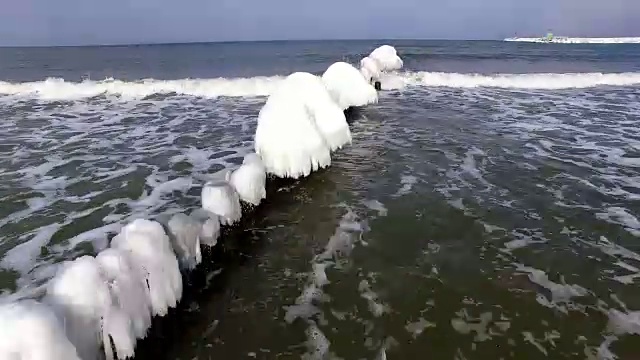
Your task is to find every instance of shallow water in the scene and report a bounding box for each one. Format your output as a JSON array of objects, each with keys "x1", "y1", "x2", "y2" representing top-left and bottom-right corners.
[
  {"x1": 134, "y1": 86, "x2": 640, "y2": 359},
  {"x1": 1, "y1": 41, "x2": 640, "y2": 359}
]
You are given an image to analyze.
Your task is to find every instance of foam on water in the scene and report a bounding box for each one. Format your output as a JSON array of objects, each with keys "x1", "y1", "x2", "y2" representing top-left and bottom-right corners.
[
  {"x1": 0, "y1": 76, "x2": 284, "y2": 101},
  {"x1": 284, "y1": 208, "x2": 363, "y2": 322},
  {"x1": 285, "y1": 206, "x2": 376, "y2": 358},
  {"x1": 369, "y1": 75, "x2": 640, "y2": 357},
  {"x1": 516, "y1": 265, "x2": 589, "y2": 304},
  {"x1": 1, "y1": 71, "x2": 639, "y2": 104},
  {"x1": 3, "y1": 42, "x2": 640, "y2": 358},
  {"x1": 596, "y1": 207, "x2": 640, "y2": 237},
  {"x1": 383, "y1": 71, "x2": 640, "y2": 90},
  {"x1": 0, "y1": 95, "x2": 244, "y2": 293}
]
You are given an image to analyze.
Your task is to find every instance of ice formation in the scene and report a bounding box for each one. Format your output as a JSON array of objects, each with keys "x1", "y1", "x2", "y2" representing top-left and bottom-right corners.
[
  {"x1": 290, "y1": 72, "x2": 352, "y2": 151},
  {"x1": 254, "y1": 73, "x2": 332, "y2": 178},
  {"x1": 166, "y1": 213, "x2": 203, "y2": 270},
  {"x1": 0, "y1": 45, "x2": 395, "y2": 360},
  {"x1": 200, "y1": 217, "x2": 221, "y2": 246},
  {"x1": 360, "y1": 56, "x2": 382, "y2": 83},
  {"x1": 95, "y1": 248, "x2": 153, "y2": 340},
  {"x1": 359, "y1": 45, "x2": 404, "y2": 90},
  {"x1": 0, "y1": 300, "x2": 81, "y2": 360},
  {"x1": 110, "y1": 219, "x2": 183, "y2": 317},
  {"x1": 229, "y1": 152, "x2": 268, "y2": 206},
  {"x1": 44, "y1": 256, "x2": 135, "y2": 360},
  {"x1": 190, "y1": 208, "x2": 221, "y2": 247},
  {"x1": 201, "y1": 175, "x2": 243, "y2": 225},
  {"x1": 322, "y1": 62, "x2": 378, "y2": 110},
  {"x1": 368, "y1": 45, "x2": 404, "y2": 71}
]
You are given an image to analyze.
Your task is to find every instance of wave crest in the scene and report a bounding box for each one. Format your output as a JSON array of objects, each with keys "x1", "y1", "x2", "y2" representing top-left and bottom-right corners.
[
  {"x1": 382, "y1": 71, "x2": 640, "y2": 90},
  {"x1": 2, "y1": 71, "x2": 640, "y2": 103},
  {"x1": 0, "y1": 76, "x2": 285, "y2": 101}
]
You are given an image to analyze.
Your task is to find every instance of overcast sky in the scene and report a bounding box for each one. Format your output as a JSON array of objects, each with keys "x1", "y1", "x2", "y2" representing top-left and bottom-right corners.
[{"x1": 1, "y1": 0, "x2": 639, "y2": 46}]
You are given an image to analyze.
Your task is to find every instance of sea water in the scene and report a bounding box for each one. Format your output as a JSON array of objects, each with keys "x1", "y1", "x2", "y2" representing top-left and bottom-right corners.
[{"x1": 1, "y1": 40, "x2": 640, "y2": 359}]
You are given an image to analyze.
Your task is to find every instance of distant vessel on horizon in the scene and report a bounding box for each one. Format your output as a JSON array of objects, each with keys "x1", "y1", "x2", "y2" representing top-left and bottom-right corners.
[{"x1": 504, "y1": 32, "x2": 640, "y2": 44}]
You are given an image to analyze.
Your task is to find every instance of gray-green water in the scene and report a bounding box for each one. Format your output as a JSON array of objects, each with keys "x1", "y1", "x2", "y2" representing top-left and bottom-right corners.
[
  {"x1": 1, "y1": 41, "x2": 640, "y2": 359},
  {"x1": 143, "y1": 88, "x2": 639, "y2": 359}
]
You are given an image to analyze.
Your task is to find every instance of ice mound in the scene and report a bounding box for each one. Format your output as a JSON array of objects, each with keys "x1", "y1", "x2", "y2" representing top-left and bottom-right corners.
[
  {"x1": 369, "y1": 45, "x2": 403, "y2": 71},
  {"x1": 254, "y1": 73, "x2": 332, "y2": 178},
  {"x1": 102, "y1": 309, "x2": 136, "y2": 360},
  {"x1": 190, "y1": 208, "x2": 221, "y2": 247},
  {"x1": 0, "y1": 44, "x2": 401, "y2": 360},
  {"x1": 0, "y1": 299, "x2": 81, "y2": 360},
  {"x1": 200, "y1": 217, "x2": 221, "y2": 246},
  {"x1": 95, "y1": 248, "x2": 153, "y2": 341},
  {"x1": 289, "y1": 72, "x2": 352, "y2": 151},
  {"x1": 322, "y1": 62, "x2": 378, "y2": 110},
  {"x1": 360, "y1": 56, "x2": 382, "y2": 83},
  {"x1": 110, "y1": 219, "x2": 183, "y2": 317},
  {"x1": 229, "y1": 153, "x2": 267, "y2": 206},
  {"x1": 166, "y1": 213, "x2": 203, "y2": 271},
  {"x1": 44, "y1": 256, "x2": 135, "y2": 360},
  {"x1": 201, "y1": 175, "x2": 243, "y2": 225}
]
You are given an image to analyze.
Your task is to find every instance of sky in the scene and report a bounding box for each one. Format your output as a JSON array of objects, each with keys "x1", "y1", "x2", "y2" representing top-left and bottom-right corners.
[{"x1": 0, "y1": 0, "x2": 639, "y2": 46}]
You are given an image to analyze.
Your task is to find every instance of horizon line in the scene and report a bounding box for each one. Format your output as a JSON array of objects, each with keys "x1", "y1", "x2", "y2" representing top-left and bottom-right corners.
[{"x1": 0, "y1": 37, "x2": 502, "y2": 49}]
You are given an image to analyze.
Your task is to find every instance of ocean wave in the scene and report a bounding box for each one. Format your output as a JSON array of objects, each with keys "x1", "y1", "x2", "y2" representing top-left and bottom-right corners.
[
  {"x1": 382, "y1": 71, "x2": 640, "y2": 90},
  {"x1": 2, "y1": 71, "x2": 640, "y2": 102},
  {"x1": 0, "y1": 76, "x2": 285, "y2": 101}
]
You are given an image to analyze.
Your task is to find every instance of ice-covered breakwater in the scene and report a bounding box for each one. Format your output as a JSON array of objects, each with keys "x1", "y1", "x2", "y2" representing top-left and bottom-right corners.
[{"x1": 0, "y1": 45, "x2": 403, "y2": 360}]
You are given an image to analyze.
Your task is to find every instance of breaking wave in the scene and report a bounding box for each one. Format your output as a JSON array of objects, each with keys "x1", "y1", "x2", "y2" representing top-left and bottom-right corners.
[
  {"x1": 0, "y1": 76, "x2": 285, "y2": 101},
  {"x1": 2, "y1": 71, "x2": 640, "y2": 102},
  {"x1": 382, "y1": 71, "x2": 640, "y2": 90}
]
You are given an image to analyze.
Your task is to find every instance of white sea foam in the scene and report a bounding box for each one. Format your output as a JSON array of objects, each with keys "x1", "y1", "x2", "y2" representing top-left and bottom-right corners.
[
  {"x1": 596, "y1": 207, "x2": 640, "y2": 237},
  {"x1": 285, "y1": 208, "x2": 367, "y2": 358},
  {"x1": 383, "y1": 71, "x2": 640, "y2": 90},
  {"x1": 1, "y1": 71, "x2": 639, "y2": 104},
  {"x1": 0, "y1": 76, "x2": 284, "y2": 101},
  {"x1": 516, "y1": 265, "x2": 589, "y2": 313},
  {"x1": 608, "y1": 309, "x2": 640, "y2": 335}
]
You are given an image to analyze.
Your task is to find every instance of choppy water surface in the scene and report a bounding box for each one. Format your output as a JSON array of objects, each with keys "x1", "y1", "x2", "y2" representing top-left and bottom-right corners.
[{"x1": 1, "y1": 41, "x2": 640, "y2": 359}]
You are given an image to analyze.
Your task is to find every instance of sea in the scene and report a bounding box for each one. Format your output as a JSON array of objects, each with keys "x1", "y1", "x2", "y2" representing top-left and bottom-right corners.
[{"x1": 1, "y1": 40, "x2": 640, "y2": 359}]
